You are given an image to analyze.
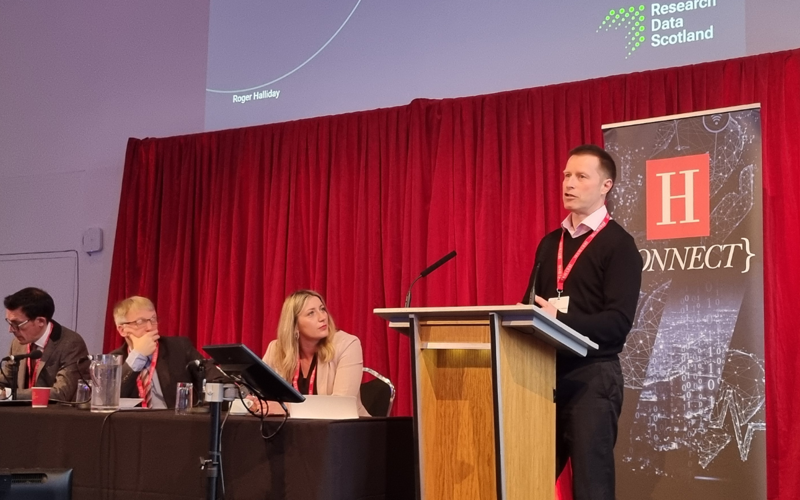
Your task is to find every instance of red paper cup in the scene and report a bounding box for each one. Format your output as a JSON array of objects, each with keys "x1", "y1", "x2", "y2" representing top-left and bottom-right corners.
[{"x1": 31, "y1": 387, "x2": 50, "y2": 408}]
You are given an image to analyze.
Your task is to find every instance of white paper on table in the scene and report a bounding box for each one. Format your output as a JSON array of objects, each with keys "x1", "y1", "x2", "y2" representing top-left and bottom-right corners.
[{"x1": 118, "y1": 398, "x2": 144, "y2": 409}]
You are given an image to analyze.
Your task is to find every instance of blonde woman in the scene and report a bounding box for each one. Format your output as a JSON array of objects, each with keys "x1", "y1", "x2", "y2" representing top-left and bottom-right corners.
[{"x1": 260, "y1": 290, "x2": 369, "y2": 416}]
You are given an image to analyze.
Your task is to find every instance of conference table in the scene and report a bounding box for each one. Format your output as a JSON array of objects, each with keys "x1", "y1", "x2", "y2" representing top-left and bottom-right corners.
[{"x1": 0, "y1": 404, "x2": 415, "y2": 500}]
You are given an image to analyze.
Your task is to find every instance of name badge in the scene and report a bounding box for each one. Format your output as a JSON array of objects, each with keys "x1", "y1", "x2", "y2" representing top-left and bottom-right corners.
[{"x1": 548, "y1": 296, "x2": 570, "y2": 314}]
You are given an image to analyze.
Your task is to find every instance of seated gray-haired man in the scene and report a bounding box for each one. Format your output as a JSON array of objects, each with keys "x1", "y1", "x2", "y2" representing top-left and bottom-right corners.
[{"x1": 109, "y1": 295, "x2": 221, "y2": 408}]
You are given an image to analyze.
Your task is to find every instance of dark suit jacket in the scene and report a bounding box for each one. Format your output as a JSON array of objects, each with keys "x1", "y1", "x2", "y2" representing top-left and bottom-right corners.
[
  {"x1": 0, "y1": 321, "x2": 89, "y2": 401},
  {"x1": 110, "y1": 336, "x2": 220, "y2": 409}
]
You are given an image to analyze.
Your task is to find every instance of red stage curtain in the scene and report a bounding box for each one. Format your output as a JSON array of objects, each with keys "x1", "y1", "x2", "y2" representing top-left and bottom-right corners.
[{"x1": 106, "y1": 49, "x2": 800, "y2": 499}]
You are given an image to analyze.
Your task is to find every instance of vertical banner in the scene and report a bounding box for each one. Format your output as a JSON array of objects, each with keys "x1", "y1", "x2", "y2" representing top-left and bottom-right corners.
[{"x1": 603, "y1": 105, "x2": 765, "y2": 500}]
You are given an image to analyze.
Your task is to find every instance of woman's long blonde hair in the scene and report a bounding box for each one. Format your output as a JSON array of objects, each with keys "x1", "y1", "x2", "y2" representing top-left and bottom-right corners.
[{"x1": 271, "y1": 290, "x2": 337, "y2": 381}]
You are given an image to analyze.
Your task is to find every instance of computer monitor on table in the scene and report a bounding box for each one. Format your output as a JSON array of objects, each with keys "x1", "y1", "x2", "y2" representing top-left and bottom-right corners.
[{"x1": 203, "y1": 344, "x2": 305, "y2": 404}]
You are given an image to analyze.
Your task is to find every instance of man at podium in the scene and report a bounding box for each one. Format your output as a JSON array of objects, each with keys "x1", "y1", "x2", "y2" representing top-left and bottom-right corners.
[{"x1": 523, "y1": 145, "x2": 642, "y2": 500}]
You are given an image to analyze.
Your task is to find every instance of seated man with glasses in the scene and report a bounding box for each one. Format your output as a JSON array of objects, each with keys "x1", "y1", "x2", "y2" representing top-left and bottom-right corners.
[
  {"x1": 110, "y1": 296, "x2": 219, "y2": 409},
  {"x1": 1, "y1": 287, "x2": 89, "y2": 401}
]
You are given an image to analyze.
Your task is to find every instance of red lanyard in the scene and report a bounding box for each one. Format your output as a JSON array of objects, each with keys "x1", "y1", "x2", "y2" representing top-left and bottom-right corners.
[
  {"x1": 557, "y1": 214, "x2": 611, "y2": 295},
  {"x1": 292, "y1": 358, "x2": 317, "y2": 395},
  {"x1": 27, "y1": 329, "x2": 50, "y2": 388},
  {"x1": 134, "y1": 343, "x2": 159, "y2": 398}
]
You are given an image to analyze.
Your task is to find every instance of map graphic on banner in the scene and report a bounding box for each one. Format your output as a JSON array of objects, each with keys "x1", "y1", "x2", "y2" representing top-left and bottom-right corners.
[{"x1": 603, "y1": 107, "x2": 765, "y2": 499}]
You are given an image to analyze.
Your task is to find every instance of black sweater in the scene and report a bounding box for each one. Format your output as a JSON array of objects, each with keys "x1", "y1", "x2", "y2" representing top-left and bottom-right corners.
[{"x1": 522, "y1": 220, "x2": 642, "y2": 362}]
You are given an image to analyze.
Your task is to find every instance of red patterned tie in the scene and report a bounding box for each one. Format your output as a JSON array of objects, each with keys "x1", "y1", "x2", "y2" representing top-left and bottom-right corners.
[{"x1": 139, "y1": 364, "x2": 153, "y2": 408}]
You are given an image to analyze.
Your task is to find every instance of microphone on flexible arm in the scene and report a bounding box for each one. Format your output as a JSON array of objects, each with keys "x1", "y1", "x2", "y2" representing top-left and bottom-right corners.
[
  {"x1": 1, "y1": 350, "x2": 43, "y2": 363},
  {"x1": 186, "y1": 358, "x2": 207, "y2": 371},
  {"x1": 60, "y1": 355, "x2": 96, "y2": 407},
  {"x1": 2, "y1": 350, "x2": 44, "y2": 363},
  {"x1": 186, "y1": 358, "x2": 210, "y2": 407},
  {"x1": 404, "y1": 250, "x2": 457, "y2": 308},
  {"x1": 1, "y1": 350, "x2": 43, "y2": 401},
  {"x1": 528, "y1": 262, "x2": 541, "y2": 306},
  {"x1": 76, "y1": 354, "x2": 96, "y2": 365}
]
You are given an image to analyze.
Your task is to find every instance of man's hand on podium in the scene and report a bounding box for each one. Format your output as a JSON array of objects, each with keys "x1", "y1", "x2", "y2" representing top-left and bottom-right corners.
[{"x1": 533, "y1": 295, "x2": 558, "y2": 318}]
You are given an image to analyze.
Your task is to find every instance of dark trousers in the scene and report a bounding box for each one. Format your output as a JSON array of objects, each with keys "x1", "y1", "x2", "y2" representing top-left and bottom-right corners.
[{"x1": 556, "y1": 358, "x2": 623, "y2": 500}]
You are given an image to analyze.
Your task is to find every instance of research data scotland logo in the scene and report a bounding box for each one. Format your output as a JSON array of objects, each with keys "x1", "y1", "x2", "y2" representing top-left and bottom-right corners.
[
  {"x1": 597, "y1": 5, "x2": 648, "y2": 58},
  {"x1": 598, "y1": 1, "x2": 718, "y2": 58}
]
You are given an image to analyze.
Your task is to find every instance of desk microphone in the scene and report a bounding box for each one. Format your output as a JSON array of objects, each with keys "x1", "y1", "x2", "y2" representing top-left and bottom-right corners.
[
  {"x1": 1, "y1": 350, "x2": 43, "y2": 401},
  {"x1": 404, "y1": 250, "x2": 457, "y2": 307},
  {"x1": 2, "y1": 350, "x2": 43, "y2": 362},
  {"x1": 42, "y1": 355, "x2": 95, "y2": 407},
  {"x1": 185, "y1": 358, "x2": 209, "y2": 371},
  {"x1": 76, "y1": 354, "x2": 97, "y2": 364},
  {"x1": 186, "y1": 358, "x2": 210, "y2": 407}
]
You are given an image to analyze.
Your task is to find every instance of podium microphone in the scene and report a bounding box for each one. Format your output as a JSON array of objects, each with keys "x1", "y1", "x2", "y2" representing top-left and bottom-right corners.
[
  {"x1": 404, "y1": 250, "x2": 457, "y2": 307},
  {"x1": 528, "y1": 262, "x2": 541, "y2": 306},
  {"x1": 2, "y1": 350, "x2": 43, "y2": 362}
]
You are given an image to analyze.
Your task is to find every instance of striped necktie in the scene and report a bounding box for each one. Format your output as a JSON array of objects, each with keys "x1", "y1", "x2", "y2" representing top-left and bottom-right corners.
[{"x1": 139, "y1": 362, "x2": 153, "y2": 409}]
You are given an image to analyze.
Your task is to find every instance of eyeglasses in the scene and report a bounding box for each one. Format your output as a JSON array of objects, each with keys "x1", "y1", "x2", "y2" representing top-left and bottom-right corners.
[
  {"x1": 5, "y1": 318, "x2": 30, "y2": 331},
  {"x1": 119, "y1": 315, "x2": 159, "y2": 328}
]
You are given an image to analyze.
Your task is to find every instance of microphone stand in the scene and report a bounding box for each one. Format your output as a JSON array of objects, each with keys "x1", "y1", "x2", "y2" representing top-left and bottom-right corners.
[
  {"x1": 8, "y1": 361, "x2": 20, "y2": 401},
  {"x1": 196, "y1": 364, "x2": 206, "y2": 406},
  {"x1": 528, "y1": 262, "x2": 541, "y2": 306},
  {"x1": 204, "y1": 382, "x2": 224, "y2": 500},
  {"x1": 202, "y1": 380, "x2": 239, "y2": 500},
  {"x1": 187, "y1": 360, "x2": 210, "y2": 413},
  {"x1": 404, "y1": 276, "x2": 423, "y2": 308}
]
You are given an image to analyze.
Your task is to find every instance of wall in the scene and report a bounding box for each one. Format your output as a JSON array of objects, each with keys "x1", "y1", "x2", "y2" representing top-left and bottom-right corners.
[{"x1": 0, "y1": 0, "x2": 209, "y2": 352}]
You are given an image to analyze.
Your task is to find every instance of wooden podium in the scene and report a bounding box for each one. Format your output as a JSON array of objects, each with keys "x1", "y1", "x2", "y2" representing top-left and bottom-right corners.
[{"x1": 374, "y1": 305, "x2": 597, "y2": 500}]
